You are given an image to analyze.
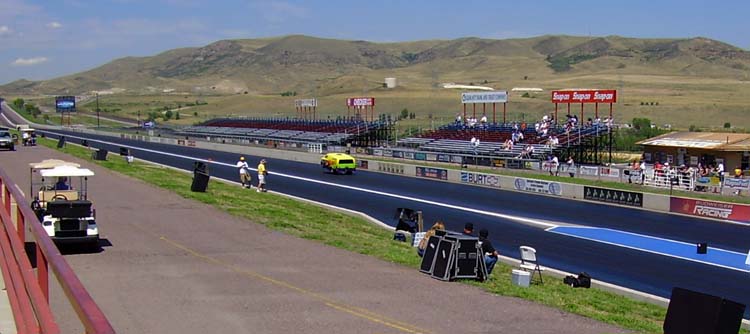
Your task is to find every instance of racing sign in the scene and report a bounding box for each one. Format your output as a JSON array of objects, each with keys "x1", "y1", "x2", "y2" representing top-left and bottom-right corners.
[
  {"x1": 551, "y1": 90, "x2": 617, "y2": 104},
  {"x1": 461, "y1": 91, "x2": 508, "y2": 104},
  {"x1": 294, "y1": 99, "x2": 317, "y2": 107},
  {"x1": 346, "y1": 97, "x2": 375, "y2": 107},
  {"x1": 416, "y1": 167, "x2": 448, "y2": 180},
  {"x1": 670, "y1": 197, "x2": 750, "y2": 222}
]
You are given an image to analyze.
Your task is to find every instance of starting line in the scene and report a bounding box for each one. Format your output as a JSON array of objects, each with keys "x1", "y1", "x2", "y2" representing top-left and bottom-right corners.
[{"x1": 547, "y1": 226, "x2": 750, "y2": 273}]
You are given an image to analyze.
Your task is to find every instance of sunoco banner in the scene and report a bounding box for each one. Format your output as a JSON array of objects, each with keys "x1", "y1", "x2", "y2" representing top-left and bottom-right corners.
[
  {"x1": 584, "y1": 186, "x2": 642, "y2": 207},
  {"x1": 460, "y1": 171, "x2": 500, "y2": 188},
  {"x1": 670, "y1": 197, "x2": 750, "y2": 222}
]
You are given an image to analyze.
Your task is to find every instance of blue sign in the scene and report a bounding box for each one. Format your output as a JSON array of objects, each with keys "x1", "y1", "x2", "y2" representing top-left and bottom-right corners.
[{"x1": 55, "y1": 96, "x2": 76, "y2": 112}]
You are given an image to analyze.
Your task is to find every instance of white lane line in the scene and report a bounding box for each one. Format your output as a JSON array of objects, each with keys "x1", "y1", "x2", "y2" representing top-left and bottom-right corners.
[
  {"x1": 45, "y1": 130, "x2": 559, "y2": 229},
  {"x1": 548, "y1": 228, "x2": 750, "y2": 274}
]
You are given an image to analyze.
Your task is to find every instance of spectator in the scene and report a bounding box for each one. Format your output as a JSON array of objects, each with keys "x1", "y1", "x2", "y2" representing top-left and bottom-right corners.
[
  {"x1": 256, "y1": 159, "x2": 268, "y2": 192},
  {"x1": 480, "y1": 115, "x2": 487, "y2": 124},
  {"x1": 462, "y1": 223, "x2": 474, "y2": 236},
  {"x1": 455, "y1": 114, "x2": 462, "y2": 124},
  {"x1": 478, "y1": 229, "x2": 499, "y2": 276},
  {"x1": 717, "y1": 161, "x2": 725, "y2": 183},
  {"x1": 236, "y1": 156, "x2": 251, "y2": 188},
  {"x1": 549, "y1": 154, "x2": 559, "y2": 176},
  {"x1": 418, "y1": 221, "x2": 445, "y2": 257},
  {"x1": 566, "y1": 156, "x2": 575, "y2": 177},
  {"x1": 54, "y1": 177, "x2": 70, "y2": 190},
  {"x1": 503, "y1": 138, "x2": 513, "y2": 151}
]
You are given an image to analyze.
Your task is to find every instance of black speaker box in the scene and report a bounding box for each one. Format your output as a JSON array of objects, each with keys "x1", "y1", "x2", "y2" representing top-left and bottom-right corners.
[
  {"x1": 663, "y1": 287, "x2": 745, "y2": 334},
  {"x1": 92, "y1": 149, "x2": 108, "y2": 161},
  {"x1": 430, "y1": 238, "x2": 456, "y2": 281},
  {"x1": 56, "y1": 136, "x2": 66, "y2": 148},
  {"x1": 419, "y1": 236, "x2": 442, "y2": 274},
  {"x1": 119, "y1": 147, "x2": 130, "y2": 156},
  {"x1": 444, "y1": 234, "x2": 481, "y2": 278},
  {"x1": 194, "y1": 161, "x2": 209, "y2": 174},
  {"x1": 191, "y1": 171, "x2": 210, "y2": 192},
  {"x1": 697, "y1": 242, "x2": 708, "y2": 254}
]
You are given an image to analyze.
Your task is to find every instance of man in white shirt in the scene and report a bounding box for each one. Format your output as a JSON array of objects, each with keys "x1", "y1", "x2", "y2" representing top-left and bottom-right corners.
[{"x1": 236, "y1": 156, "x2": 251, "y2": 188}]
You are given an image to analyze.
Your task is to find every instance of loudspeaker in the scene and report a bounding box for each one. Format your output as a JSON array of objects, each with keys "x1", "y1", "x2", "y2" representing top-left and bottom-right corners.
[
  {"x1": 56, "y1": 136, "x2": 66, "y2": 148},
  {"x1": 119, "y1": 147, "x2": 129, "y2": 156},
  {"x1": 430, "y1": 238, "x2": 456, "y2": 281},
  {"x1": 664, "y1": 287, "x2": 745, "y2": 334},
  {"x1": 92, "y1": 149, "x2": 108, "y2": 161},
  {"x1": 419, "y1": 236, "x2": 441, "y2": 274},
  {"x1": 191, "y1": 171, "x2": 210, "y2": 192},
  {"x1": 194, "y1": 161, "x2": 209, "y2": 174},
  {"x1": 697, "y1": 242, "x2": 708, "y2": 254}
]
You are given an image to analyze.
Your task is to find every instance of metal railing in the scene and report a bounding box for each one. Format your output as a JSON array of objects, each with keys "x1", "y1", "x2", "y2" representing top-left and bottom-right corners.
[{"x1": 0, "y1": 167, "x2": 114, "y2": 334}]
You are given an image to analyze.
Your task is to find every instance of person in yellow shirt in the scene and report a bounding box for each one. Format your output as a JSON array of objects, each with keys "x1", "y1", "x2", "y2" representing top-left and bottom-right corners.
[{"x1": 257, "y1": 159, "x2": 268, "y2": 192}]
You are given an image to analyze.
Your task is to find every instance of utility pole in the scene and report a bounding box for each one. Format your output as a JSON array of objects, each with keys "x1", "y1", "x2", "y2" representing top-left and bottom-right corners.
[{"x1": 96, "y1": 92, "x2": 100, "y2": 128}]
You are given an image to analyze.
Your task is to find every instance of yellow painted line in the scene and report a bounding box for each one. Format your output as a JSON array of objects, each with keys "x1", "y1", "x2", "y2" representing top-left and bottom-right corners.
[{"x1": 159, "y1": 236, "x2": 432, "y2": 334}]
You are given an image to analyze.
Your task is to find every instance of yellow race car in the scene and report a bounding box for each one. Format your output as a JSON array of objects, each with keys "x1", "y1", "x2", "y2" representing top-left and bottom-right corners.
[{"x1": 320, "y1": 153, "x2": 356, "y2": 175}]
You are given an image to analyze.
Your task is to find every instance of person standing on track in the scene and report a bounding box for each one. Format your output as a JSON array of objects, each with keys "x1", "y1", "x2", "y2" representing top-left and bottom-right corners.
[
  {"x1": 236, "y1": 156, "x2": 251, "y2": 188},
  {"x1": 257, "y1": 159, "x2": 268, "y2": 192}
]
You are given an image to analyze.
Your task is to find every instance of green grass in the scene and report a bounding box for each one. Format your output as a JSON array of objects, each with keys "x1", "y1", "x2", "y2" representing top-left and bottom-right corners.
[
  {"x1": 36, "y1": 137, "x2": 702, "y2": 334},
  {"x1": 6, "y1": 104, "x2": 125, "y2": 129}
]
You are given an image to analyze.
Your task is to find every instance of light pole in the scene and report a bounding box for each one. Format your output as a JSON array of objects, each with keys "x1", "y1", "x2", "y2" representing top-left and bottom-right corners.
[{"x1": 96, "y1": 93, "x2": 100, "y2": 128}]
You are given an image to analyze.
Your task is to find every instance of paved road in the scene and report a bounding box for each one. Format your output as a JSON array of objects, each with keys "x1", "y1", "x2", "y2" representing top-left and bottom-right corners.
[
  {"x1": 36, "y1": 128, "x2": 750, "y2": 320},
  {"x1": 0, "y1": 144, "x2": 627, "y2": 333}
]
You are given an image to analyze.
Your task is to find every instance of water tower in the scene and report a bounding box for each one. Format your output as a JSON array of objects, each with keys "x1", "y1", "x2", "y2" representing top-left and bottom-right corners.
[{"x1": 385, "y1": 77, "x2": 398, "y2": 88}]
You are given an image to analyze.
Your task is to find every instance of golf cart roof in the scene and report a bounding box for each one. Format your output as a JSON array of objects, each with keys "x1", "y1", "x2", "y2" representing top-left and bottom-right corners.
[
  {"x1": 21, "y1": 128, "x2": 36, "y2": 132},
  {"x1": 39, "y1": 165, "x2": 94, "y2": 177},
  {"x1": 29, "y1": 159, "x2": 81, "y2": 170}
]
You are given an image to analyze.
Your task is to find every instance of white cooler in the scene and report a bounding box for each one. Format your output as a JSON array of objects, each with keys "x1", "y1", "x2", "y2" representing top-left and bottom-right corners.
[{"x1": 511, "y1": 269, "x2": 531, "y2": 287}]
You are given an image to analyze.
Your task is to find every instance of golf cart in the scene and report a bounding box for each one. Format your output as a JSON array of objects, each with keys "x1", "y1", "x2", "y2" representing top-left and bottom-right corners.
[
  {"x1": 29, "y1": 160, "x2": 99, "y2": 246},
  {"x1": 21, "y1": 128, "x2": 37, "y2": 146}
]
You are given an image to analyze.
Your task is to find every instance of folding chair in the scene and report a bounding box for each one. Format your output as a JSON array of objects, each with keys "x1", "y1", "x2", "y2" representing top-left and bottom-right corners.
[{"x1": 519, "y1": 246, "x2": 544, "y2": 284}]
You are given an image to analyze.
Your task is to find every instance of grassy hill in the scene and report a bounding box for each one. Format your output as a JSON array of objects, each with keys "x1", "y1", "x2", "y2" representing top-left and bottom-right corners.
[{"x1": 2, "y1": 34, "x2": 750, "y2": 130}]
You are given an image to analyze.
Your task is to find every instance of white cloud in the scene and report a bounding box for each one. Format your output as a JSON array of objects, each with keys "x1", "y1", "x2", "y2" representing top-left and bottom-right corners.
[
  {"x1": 47, "y1": 21, "x2": 62, "y2": 29},
  {"x1": 11, "y1": 57, "x2": 49, "y2": 66},
  {"x1": 0, "y1": 25, "x2": 10, "y2": 35}
]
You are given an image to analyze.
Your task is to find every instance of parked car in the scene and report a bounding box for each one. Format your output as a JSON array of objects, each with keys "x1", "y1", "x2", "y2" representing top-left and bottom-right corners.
[{"x1": 0, "y1": 127, "x2": 14, "y2": 151}]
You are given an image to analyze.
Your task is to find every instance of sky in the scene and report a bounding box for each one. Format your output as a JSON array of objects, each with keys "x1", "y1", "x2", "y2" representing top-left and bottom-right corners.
[{"x1": 0, "y1": 0, "x2": 748, "y2": 84}]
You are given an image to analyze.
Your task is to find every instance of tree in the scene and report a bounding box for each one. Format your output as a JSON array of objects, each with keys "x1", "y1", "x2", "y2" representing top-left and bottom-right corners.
[
  {"x1": 12, "y1": 98, "x2": 24, "y2": 109},
  {"x1": 631, "y1": 118, "x2": 651, "y2": 131},
  {"x1": 724, "y1": 122, "x2": 731, "y2": 129},
  {"x1": 175, "y1": 111, "x2": 181, "y2": 120},
  {"x1": 400, "y1": 108, "x2": 409, "y2": 120},
  {"x1": 164, "y1": 110, "x2": 173, "y2": 121}
]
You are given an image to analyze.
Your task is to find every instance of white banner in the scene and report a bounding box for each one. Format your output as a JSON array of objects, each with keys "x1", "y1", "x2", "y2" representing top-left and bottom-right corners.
[
  {"x1": 295, "y1": 99, "x2": 317, "y2": 107},
  {"x1": 598, "y1": 167, "x2": 620, "y2": 178},
  {"x1": 513, "y1": 178, "x2": 562, "y2": 196},
  {"x1": 461, "y1": 171, "x2": 501, "y2": 188},
  {"x1": 724, "y1": 178, "x2": 750, "y2": 190},
  {"x1": 579, "y1": 166, "x2": 599, "y2": 176},
  {"x1": 461, "y1": 91, "x2": 508, "y2": 104}
]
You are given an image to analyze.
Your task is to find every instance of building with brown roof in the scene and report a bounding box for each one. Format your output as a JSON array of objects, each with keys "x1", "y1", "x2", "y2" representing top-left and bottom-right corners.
[{"x1": 636, "y1": 132, "x2": 750, "y2": 171}]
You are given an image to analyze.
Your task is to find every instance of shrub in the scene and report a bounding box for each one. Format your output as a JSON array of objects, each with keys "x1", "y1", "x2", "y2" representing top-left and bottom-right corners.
[{"x1": 724, "y1": 122, "x2": 731, "y2": 129}]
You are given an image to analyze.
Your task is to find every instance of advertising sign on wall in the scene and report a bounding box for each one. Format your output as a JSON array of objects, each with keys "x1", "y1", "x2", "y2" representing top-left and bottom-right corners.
[
  {"x1": 670, "y1": 198, "x2": 750, "y2": 222},
  {"x1": 461, "y1": 91, "x2": 508, "y2": 104},
  {"x1": 551, "y1": 90, "x2": 617, "y2": 104},
  {"x1": 723, "y1": 178, "x2": 750, "y2": 190},
  {"x1": 584, "y1": 187, "x2": 643, "y2": 207},
  {"x1": 294, "y1": 99, "x2": 318, "y2": 107},
  {"x1": 513, "y1": 178, "x2": 561, "y2": 196},
  {"x1": 460, "y1": 171, "x2": 500, "y2": 188},
  {"x1": 357, "y1": 160, "x2": 368, "y2": 170},
  {"x1": 346, "y1": 97, "x2": 375, "y2": 107},
  {"x1": 416, "y1": 167, "x2": 448, "y2": 180}
]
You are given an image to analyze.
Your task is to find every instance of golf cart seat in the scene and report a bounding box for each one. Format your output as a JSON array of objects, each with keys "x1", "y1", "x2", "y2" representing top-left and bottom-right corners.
[{"x1": 38, "y1": 190, "x2": 79, "y2": 203}]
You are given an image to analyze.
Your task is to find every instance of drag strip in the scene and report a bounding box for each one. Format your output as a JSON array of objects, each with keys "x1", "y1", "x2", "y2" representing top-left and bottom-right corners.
[{"x1": 41, "y1": 129, "x2": 750, "y2": 317}]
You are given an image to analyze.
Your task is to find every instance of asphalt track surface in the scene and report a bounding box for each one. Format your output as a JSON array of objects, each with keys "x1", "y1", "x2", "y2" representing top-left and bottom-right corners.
[{"x1": 37, "y1": 128, "x2": 750, "y2": 317}]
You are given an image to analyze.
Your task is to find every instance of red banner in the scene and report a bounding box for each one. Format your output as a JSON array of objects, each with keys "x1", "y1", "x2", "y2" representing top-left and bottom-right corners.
[
  {"x1": 551, "y1": 90, "x2": 617, "y2": 104},
  {"x1": 670, "y1": 197, "x2": 750, "y2": 222},
  {"x1": 346, "y1": 97, "x2": 375, "y2": 107}
]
